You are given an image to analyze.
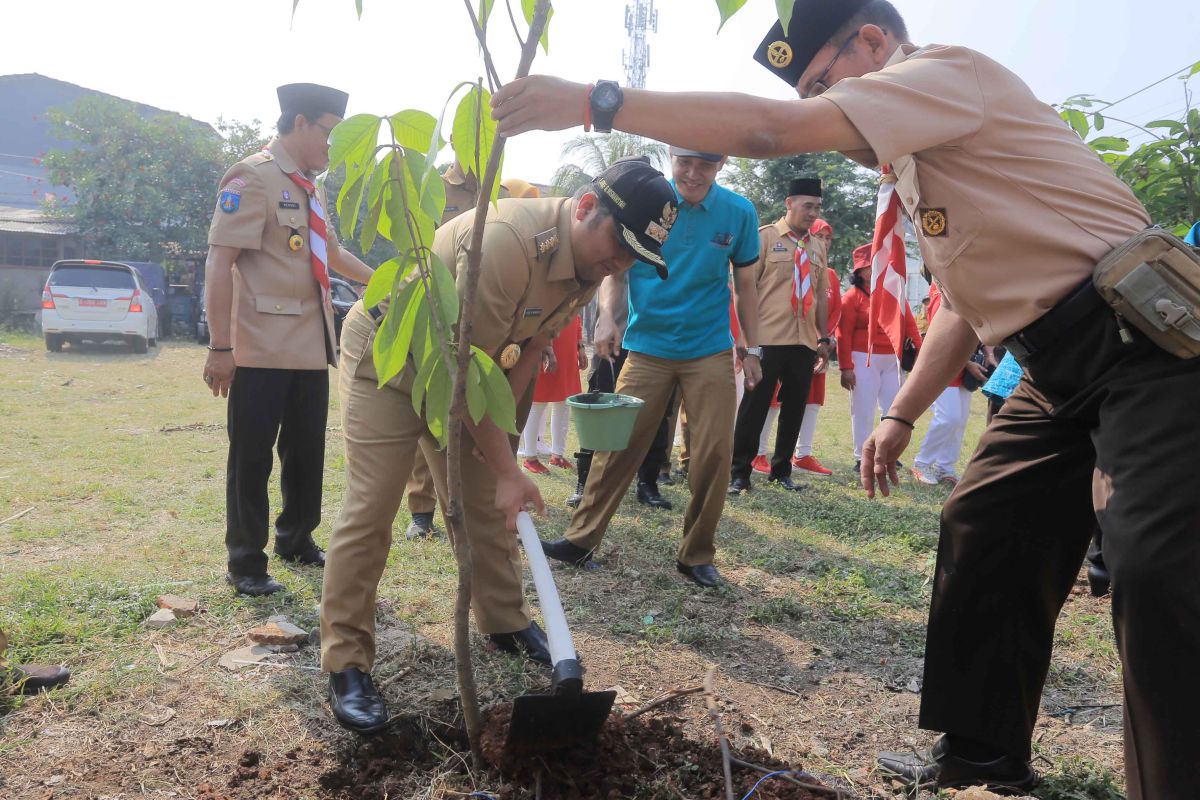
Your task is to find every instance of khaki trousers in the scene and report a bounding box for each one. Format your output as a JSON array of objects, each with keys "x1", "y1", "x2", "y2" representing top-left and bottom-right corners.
[
  {"x1": 320, "y1": 304, "x2": 530, "y2": 673},
  {"x1": 565, "y1": 349, "x2": 735, "y2": 566},
  {"x1": 405, "y1": 452, "x2": 437, "y2": 515}
]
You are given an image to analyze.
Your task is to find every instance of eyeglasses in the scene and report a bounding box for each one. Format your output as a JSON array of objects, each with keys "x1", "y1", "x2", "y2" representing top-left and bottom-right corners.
[
  {"x1": 803, "y1": 31, "x2": 860, "y2": 99},
  {"x1": 314, "y1": 120, "x2": 337, "y2": 137}
]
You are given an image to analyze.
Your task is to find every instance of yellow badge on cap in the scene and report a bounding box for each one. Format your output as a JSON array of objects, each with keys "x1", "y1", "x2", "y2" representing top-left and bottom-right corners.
[
  {"x1": 920, "y1": 209, "x2": 948, "y2": 237},
  {"x1": 289, "y1": 232, "x2": 305, "y2": 252},
  {"x1": 499, "y1": 344, "x2": 521, "y2": 369},
  {"x1": 767, "y1": 41, "x2": 793, "y2": 68}
]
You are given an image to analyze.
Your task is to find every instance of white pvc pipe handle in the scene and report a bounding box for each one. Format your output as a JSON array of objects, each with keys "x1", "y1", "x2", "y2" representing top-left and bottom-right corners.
[{"x1": 516, "y1": 511, "x2": 576, "y2": 667}]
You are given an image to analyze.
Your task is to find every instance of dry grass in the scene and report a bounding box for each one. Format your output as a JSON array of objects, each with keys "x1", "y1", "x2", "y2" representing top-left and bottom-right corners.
[{"x1": 0, "y1": 332, "x2": 1124, "y2": 798}]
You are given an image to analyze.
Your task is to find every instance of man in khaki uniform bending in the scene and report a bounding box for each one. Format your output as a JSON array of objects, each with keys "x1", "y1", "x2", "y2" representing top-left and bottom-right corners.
[
  {"x1": 320, "y1": 158, "x2": 678, "y2": 734},
  {"x1": 493, "y1": 1, "x2": 1194, "y2": 796},
  {"x1": 204, "y1": 83, "x2": 374, "y2": 597}
]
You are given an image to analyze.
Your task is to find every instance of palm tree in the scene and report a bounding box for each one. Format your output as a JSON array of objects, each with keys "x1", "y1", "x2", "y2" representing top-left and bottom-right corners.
[{"x1": 550, "y1": 133, "x2": 670, "y2": 195}]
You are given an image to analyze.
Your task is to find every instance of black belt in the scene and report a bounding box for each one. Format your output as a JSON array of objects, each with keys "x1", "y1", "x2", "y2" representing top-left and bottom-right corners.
[
  {"x1": 367, "y1": 303, "x2": 384, "y2": 322},
  {"x1": 1002, "y1": 278, "x2": 1108, "y2": 362}
]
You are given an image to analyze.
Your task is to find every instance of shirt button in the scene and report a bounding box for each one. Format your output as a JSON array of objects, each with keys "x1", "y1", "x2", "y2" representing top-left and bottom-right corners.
[
  {"x1": 290, "y1": 217, "x2": 297, "y2": 224},
  {"x1": 905, "y1": 196, "x2": 914, "y2": 205},
  {"x1": 275, "y1": 304, "x2": 283, "y2": 311}
]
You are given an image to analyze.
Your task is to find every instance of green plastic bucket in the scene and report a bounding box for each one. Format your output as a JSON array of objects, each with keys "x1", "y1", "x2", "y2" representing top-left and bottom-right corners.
[{"x1": 566, "y1": 392, "x2": 645, "y2": 451}]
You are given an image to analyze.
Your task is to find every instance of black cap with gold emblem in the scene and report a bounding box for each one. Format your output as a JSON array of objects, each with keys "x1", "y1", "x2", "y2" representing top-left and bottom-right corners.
[
  {"x1": 592, "y1": 156, "x2": 678, "y2": 280},
  {"x1": 752, "y1": 0, "x2": 871, "y2": 89}
]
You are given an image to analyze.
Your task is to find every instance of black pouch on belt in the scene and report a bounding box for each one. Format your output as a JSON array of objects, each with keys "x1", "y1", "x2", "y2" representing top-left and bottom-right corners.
[{"x1": 1093, "y1": 227, "x2": 1200, "y2": 359}]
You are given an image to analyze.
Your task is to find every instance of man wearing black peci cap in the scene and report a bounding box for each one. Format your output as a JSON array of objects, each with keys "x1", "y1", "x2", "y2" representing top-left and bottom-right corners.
[
  {"x1": 319, "y1": 158, "x2": 678, "y2": 734},
  {"x1": 540, "y1": 145, "x2": 762, "y2": 589},
  {"x1": 493, "y1": 1, "x2": 1198, "y2": 796},
  {"x1": 729, "y1": 177, "x2": 831, "y2": 495},
  {"x1": 204, "y1": 83, "x2": 375, "y2": 597}
]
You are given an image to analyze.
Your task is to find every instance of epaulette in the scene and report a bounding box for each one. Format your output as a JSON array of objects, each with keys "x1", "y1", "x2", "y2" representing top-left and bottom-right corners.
[{"x1": 534, "y1": 227, "x2": 560, "y2": 259}]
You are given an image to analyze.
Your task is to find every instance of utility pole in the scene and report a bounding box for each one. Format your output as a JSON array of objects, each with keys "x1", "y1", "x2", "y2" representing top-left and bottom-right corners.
[{"x1": 623, "y1": 0, "x2": 658, "y2": 90}]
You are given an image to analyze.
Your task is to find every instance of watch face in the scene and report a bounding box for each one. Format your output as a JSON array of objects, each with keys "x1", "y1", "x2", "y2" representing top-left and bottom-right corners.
[{"x1": 592, "y1": 83, "x2": 621, "y2": 113}]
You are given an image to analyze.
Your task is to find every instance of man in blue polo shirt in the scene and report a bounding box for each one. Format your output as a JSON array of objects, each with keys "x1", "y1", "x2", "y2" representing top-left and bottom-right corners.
[{"x1": 541, "y1": 147, "x2": 762, "y2": 587}]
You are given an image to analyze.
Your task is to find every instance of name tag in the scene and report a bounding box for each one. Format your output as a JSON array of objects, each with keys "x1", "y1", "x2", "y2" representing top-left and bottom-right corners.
[
  {"x1": 279, "y1": 201, "x2": 301, "y2": 210},
  {"x1": 523, "y1": 307, "x2": 542, "y2": 318}
]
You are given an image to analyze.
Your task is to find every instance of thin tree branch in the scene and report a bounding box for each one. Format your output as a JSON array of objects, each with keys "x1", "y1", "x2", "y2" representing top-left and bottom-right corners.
[
  {"x1": 622, "y1": 685, "x2": 705, "y2": 721},
  {"x1": 703, "y1": 667, "x2": 735, "y2": 800},
  {"x1": 462, "y1": 0, "x2": 502, "y2": 92},
  {"x1": 504, "y1": 0, "x2": 526, "y2": 48}
]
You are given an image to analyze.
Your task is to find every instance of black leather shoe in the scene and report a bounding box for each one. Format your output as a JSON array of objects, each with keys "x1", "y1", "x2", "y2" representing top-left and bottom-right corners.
[
  {"x1": 226, "y1": 572, "x2": 284, "y2": 596},
  {"x1": 877, "y1": 735, "x2": 1037, "y2": 792},
  {"x1": 329, "y1": 668, "x2": 389, "y2": 734},
  {"x1": 541, "y1": 537, "x2": 595, "y2": 568},
  {"x1": 405, "y1": 512, "x2": 437, "y2": 541},
  {"x1": 727, "y1": 477, "x2": 752, "y2": 496},
  {"x1": 277, "y1": 545, "x2": 326, "y2": 567},
  {"x1": 636, "y1": 481, "x2": 673, "y2": 510},
  {"x1": 6, "y1": 663, "x2": 70, "y2": 694},
  {"x1": 487, "y1": 621, "x2": 552, "y2": 666},
  {"x1": 1087, "y1": 563, "x2": 1111, "y2": 597},
  {"x1": 767, "y1": 474, "x2": 805, "y2": 491},
  {"x1": 677, "y1": 561, "x2": 722, "y2": 588},
  {"x1": 657, "y1": 470, "x2": 676, "y2": 486}
]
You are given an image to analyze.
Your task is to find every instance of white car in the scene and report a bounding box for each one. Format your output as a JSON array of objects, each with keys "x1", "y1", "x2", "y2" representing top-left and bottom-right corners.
[{"x1": 41, "y1": 260, "x2": 159, "y2": 354}]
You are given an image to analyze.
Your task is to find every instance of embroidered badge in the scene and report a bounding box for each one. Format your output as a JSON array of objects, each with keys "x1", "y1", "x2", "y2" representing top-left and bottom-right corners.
[
  {"x1": 767, "y1": 41, "x2": 793, "y2": 68},
  {"x1": 661, "y1": 202, "x2": 677, "y2": 229},
  {"x1": 920, "y1": 208, "x2": 948, "y2": 237},
  {"x1": 281, "y1": 189, "x2": 291, "y2": 200},
  {"x1": 712, "y1": 232, "x2": 733, "y2": 247},
  {"x1": 772, "y1": 241, "x2": 789, "y2": 252},
  {"x1": 534, "y1": 228, "x2": 560, "y2": 258},
  {"x1": 219, "y1": 190, "x2": 240, "y2": 213},
  {"x1": 226, "y1": 177, "x2": 248, "y2": 190},
  {"x1": 523, "y1": 307, "x2": 543, "y2": 318},
  {"x1": 499, "y1": 344, "x2": 521, "y2": 369},
  {"x1": 645, "y1": 220, "x2": 669, "y2": 245},
  {"x1": 279, "y1": 201, "x2": 300, "y2": 210}
]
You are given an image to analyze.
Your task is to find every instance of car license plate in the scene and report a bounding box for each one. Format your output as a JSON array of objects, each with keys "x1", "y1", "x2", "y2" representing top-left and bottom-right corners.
[{"x1": 79, "y1": 298, "x2": 108, "y2": 307}]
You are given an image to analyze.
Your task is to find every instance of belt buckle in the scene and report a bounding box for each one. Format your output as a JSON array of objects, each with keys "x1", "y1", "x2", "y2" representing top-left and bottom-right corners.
[{"x1": 1007, "y1": 331, "x2": 1035, "y2": 362}]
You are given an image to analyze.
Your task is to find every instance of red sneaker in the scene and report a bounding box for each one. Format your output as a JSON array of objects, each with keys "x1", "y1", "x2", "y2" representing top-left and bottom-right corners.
[
  {"x1": 791, "y1": 455, "x2": 833, "y2": 476},
  {"x1": 751, "y1": 455, "x2": 771, "y2": 474},
  {"x1": 548, "y1": 454, "x2": 575, "y2": 470},
  {"x1": 522, "y1": 457, "x2": 550, "y2": 475}
]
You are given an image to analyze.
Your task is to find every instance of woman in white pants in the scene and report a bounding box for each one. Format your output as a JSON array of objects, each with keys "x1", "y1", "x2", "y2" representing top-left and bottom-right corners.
[{"x1": 837, "y1": 245, "x2": 922, "y2": 469}]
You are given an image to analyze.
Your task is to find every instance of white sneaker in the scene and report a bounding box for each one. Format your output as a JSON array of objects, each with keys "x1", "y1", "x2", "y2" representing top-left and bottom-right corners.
[
  {"x1": 911, "y1": 463, "x2": 939, "y2": 485},
  {"x1": 932, "y1": 465, "x2": 960, "y2": 484}
]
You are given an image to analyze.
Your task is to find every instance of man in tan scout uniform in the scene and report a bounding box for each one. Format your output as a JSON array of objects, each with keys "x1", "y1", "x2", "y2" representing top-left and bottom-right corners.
[
  {"x1": 204, "y1": 83, "x2": 375, "y2": 597},
  {"x1": 494, "y1": 1, "x2": 1197, "y2": 796},
  {"x1": 729, "y1": 177, "x2": 831, "y2": 494},
  {"x1": 319, "y1": 158, "x2": 678, "y2": 734}
]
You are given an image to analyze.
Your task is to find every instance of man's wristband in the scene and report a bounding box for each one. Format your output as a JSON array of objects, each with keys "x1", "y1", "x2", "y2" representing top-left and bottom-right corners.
[
  {"x1": 207, "y1": 345, "x2": 233, "y2": 353},
  {"x1": 881, "y1": 414, "x2": 915, "y2": 430},
  {"x1": 817, "y1": 337, "x2": 832, "y2": 346}
]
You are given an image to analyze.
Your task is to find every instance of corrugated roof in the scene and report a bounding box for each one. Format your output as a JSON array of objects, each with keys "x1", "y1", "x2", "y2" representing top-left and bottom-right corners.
[{"x1": 0, "y1": 205, "x2": 77, "y2": 235}]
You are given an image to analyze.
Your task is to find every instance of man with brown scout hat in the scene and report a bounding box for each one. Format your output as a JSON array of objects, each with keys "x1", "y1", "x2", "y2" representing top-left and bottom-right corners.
[
  {"x1": 729, "y1": 177, "x2": 831, "y2": 494},
  {"x1": 492, "y1": 1, "x2": 1199, "y2": 796},
  {"x1": 319, "y1": 157, "x2": 678, "y2": 734},
  {"x1": 204, "y1": 83, "x2": 375, "y2": 598}
]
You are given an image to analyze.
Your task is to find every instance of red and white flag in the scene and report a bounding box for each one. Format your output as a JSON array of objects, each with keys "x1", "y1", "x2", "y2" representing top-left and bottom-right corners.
[{"x1": 867, "y1": 167, "x2": 909, "y2": 360}]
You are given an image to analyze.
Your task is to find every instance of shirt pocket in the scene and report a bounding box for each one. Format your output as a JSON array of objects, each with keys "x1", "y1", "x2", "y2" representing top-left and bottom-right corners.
[
  {"x1": 255, "y1": 295, "x2": 303, "y2": 315},
  {"x1": 276, "y1": 207, "x2": 308, "y2": 257},
  {"x1": 894, "y1": 156, "x2": 982, "y2": 271}
]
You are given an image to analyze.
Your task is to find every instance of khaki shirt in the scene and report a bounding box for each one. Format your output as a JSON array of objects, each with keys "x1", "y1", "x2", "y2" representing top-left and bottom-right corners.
[
  {"x1": 207, "y1": 138, "x2": 337, "y2": 369},
  {"x1": 753, "y1": 218, "x2": 830, "y2": 348},
  {"x1": 431, "y1": 197, "x2": 598, "y2": 360},
  {"x1": 824, "y1": 44, "x2": 1150, "y2": 344},
  {"x1": 441, "y1": 162, "x2": 480, "y2": 226}
]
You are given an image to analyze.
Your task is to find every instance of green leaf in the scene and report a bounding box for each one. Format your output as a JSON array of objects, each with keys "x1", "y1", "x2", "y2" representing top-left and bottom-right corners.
[
  {"x1": 466, "y1": 359, "x2": 487, "y2": 424},
  {"x1": 336, "y1": 170, "x2": 368, "y2": 241},
  {"x1": 389, "y1": 110, "x2": 441, "y2": 153},
  {"x1": 1147, "y1": 119, "x2": 1186, "y2": 135},
  {"x1": 355, "y1": 0, "x2": 363, "y2": 18},
  {"x1": 425, "y1": 364, "x2": 453, "y2": 444},
  {"x1": 1087, "y1": 136, "x2": 1129, "y2": 153},
  {"x1": 412, "y1": 347, "x2": 440, "y2": 416},
  {"x1": 363, "y1": 255, "x2": 414, "y2": 309},
  {"x1": 714, "y1": 0, "x2": 750, "y2": 31},
  {"x1": 380, "y1": 155, "x2": 434, "y2": 254},
  {"x1": 520, "y1": 0, "x2": 553, "y2": 53},
  {"x1": 775, "y1": 0, "x2": 792, "y2": 35},
  {"x1": 1066, "y1": 109, "x2": 1089, "y2": 139},
  {"x1": 478, "y1": 0, "x2": 495, "y2": 26},
  {"x1": 328, "y1": 114, "x2": 381, "y2": 175},
  {"x1": 1190, "y1": 60, "x2": 1200, "y2": 78},
  {"x1": 372, "y1": 277, "x2": 422, "y2": 386},
  {"x1": 452, "y1": 86, "x2": 497, "y2": 189},
  {"x1": 473, "y1": 345, "x2": 517, "y2": 435},
  {"x1": 1092, "y1": 113, "x2": 1104, "y2": 131},
  {"x1": 427, "y1": 252, "x2": 461, "y2": 331},
  {"x1": 404, "y1": 149, "x2": 446, "y2": 231}
]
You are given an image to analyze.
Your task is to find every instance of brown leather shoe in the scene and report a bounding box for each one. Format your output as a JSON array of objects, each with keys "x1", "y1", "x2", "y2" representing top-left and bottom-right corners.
[{"x1": 7, "y1": 663, "x2": 71, "y2": 695}]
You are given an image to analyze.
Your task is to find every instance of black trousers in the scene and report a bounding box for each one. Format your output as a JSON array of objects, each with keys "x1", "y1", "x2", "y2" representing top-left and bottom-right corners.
[
  {"x1": 920, "y1": 304, "x2": 1200, "y2": 800},
  {"x1": 225, "y1": 367, "x2": 329, "y2": 576},
  {"x1": 585, "y1": 352, "x2": 673, "y2": 485},
  {"x1": 730, "y1": 345, "x2": 817, "y2": 481}
]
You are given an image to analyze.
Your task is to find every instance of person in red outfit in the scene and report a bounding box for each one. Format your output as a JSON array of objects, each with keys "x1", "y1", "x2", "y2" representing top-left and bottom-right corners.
[
  {"x1": 519, "y1": 315, "x2": 586, "y2": 473},
  {"x1": 838, "y1": 243, "x2": 921, "y2": 470},
  {"x1": 792, "y1": 219, "x2": 841, "y2": 476}
]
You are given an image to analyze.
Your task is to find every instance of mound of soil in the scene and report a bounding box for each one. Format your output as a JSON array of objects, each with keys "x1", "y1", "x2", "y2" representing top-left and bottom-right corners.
[{"x1": 478, "y1": 703, "x2": 829, "y2": 799}]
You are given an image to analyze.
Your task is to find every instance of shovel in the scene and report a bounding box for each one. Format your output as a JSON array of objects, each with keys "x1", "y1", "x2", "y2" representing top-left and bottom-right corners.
[{"x1": 504, "y1": 511, "x2": 616, "y2": 755}]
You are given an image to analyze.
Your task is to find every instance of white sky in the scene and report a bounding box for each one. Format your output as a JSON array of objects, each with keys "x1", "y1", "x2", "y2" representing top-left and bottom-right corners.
[{"x1": 2, "y1": 0, "x2": 1198, "y2": 183}]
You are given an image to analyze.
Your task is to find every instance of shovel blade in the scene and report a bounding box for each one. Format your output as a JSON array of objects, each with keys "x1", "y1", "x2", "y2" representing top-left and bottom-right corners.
[{"x1": 504, "y1": 690, "x2": 616, "y2": 755}]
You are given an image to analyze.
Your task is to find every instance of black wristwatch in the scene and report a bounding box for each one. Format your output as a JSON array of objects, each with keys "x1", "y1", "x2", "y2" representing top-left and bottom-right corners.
[
  {"x1": 817, "y1": 337, "x2": 833, "y2": 346},
  {"x1": 590, "y1": 80, "x2": 624, "y2": 134}
]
